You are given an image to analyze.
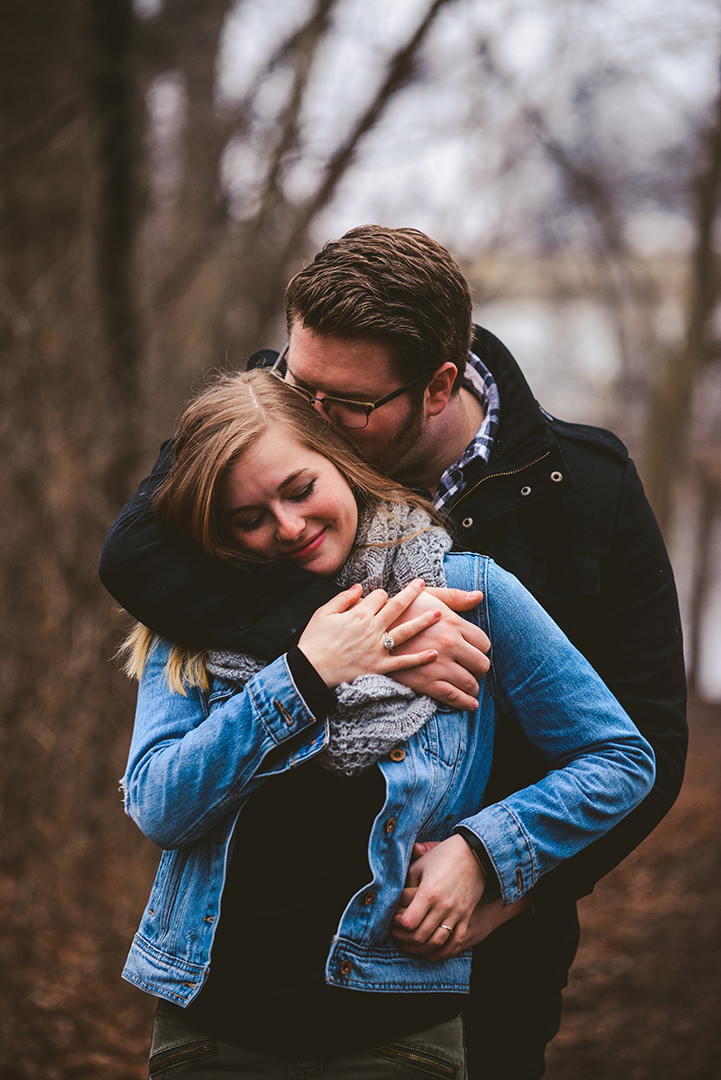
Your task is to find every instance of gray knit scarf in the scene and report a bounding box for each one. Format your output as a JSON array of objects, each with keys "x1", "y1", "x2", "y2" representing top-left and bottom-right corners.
[{"x1": 206, "y1": 502, "x2": 452, "y2": 776}]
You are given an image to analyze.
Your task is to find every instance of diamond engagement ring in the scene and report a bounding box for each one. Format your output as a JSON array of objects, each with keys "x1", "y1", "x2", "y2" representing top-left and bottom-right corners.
[{"x1": 382, "y1": 632, "x2": 395, "y2": 652}]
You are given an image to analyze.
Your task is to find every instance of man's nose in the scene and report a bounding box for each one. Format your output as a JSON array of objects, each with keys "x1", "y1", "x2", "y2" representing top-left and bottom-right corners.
[{"x1": 310, "y1": 395, "x2": 330, "y2": 420}]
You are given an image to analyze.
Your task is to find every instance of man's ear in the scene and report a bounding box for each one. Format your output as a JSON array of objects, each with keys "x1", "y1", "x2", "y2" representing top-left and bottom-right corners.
[{"x1": 424, "y1": 363, "x2": 457, "y2": 416}]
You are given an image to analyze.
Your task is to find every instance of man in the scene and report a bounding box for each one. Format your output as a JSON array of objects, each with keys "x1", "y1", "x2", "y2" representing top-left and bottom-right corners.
[{"x1": 100, "y1": 226, "x2": 687, "y2": 1078}]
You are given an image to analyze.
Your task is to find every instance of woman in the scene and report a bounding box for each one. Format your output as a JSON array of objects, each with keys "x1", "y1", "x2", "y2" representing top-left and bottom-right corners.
[{"x1": 120, "y1": 368, "x2": 654, "y2": 1078}]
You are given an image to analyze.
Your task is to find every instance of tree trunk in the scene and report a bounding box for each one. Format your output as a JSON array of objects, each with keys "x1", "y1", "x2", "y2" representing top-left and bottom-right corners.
[
  {"x1": 641, "y1": 71, "x2": 721, "y2": 535},
  {"x1": 87, "y1": 0, "x2": 146, "y2": 504}
]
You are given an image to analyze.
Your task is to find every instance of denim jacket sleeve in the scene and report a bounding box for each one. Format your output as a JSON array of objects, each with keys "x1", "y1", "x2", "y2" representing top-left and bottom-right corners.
[
  {"x1": 455, "y1": 559, "x2": 656, "y2": 904},
  {"x1": 121, "y1": 639, "x2": 327, "y2": 849}
]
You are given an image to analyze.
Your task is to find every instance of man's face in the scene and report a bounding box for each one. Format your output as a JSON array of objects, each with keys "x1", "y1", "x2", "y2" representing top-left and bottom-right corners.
[{"x1": 284, "y1": 324, "x2": 426, "y2": 474}]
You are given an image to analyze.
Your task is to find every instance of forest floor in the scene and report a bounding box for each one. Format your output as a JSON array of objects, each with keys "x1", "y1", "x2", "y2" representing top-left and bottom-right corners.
[
  {"x1": 545, "y1": 696, "x2": 721, "y2": 1080},
  {"x1": 3, "y1": 698, "x2": 720, "y2": 1079}
]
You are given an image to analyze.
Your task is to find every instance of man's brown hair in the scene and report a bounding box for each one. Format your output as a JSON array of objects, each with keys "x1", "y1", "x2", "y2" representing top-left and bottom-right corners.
[{"x1": 285, "y1": 225, "x2": 473, "y2": 391}]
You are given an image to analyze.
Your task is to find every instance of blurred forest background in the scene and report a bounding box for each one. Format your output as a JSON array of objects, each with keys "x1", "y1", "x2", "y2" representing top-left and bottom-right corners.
[{"x1": 1, "y1": 0, "x2": 720, "y2": 1076}]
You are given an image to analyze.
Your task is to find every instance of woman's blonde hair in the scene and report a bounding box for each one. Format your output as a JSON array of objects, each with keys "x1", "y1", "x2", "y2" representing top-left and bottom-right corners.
[{"x1": 121, "y1": 367, "x2": 441, "y2": 692}]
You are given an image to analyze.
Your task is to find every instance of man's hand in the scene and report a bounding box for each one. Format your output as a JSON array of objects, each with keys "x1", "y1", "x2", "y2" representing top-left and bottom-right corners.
[
  {"x1": 298, "y1": 579, "x2": 442, "y2": 688},
  {"x1": 462, "y1": 891, "x2": 532, "y2": 946},
  {"x1": 390, "y1": 587, "x2": 490, "y2": 710},
  {"x1": 391, "y1": 840, "x2": 532, "y2": 961}
]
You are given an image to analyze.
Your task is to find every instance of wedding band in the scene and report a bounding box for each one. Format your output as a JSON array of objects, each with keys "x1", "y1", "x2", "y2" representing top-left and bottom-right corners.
[
  {"x1": 440, "y1": 924, "x2": 454, "y2": 933},
  {"x1": 382, "y1": 632, "x2": 395, "y2": 652}
]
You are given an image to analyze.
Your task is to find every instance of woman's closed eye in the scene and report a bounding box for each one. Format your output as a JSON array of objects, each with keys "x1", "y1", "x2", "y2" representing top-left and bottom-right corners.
[
  {"x1": 232, "y1": 513, "x2": 264, "y2": 533},
  {"x1": 229, "y1": 479, "x2": 317, "y2": 532},
  {"x1": 290, "y1": 478, "x2": 316, "y2": 502}
]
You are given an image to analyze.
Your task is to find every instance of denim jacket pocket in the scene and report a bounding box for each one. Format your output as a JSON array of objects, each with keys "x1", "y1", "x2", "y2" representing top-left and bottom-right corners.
[
  {"x1": 146, "y1": 848, "x2": 191, "y2": 940},
  {"x1": 417, "y1": 713, "x2": 465, "y2": 768}
]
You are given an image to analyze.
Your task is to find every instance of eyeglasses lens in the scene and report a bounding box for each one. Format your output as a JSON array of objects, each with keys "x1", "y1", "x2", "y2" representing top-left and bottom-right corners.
[
  {"x1": 281, "y1": 375, "x2": 370, "y2": 429},
  {"x1": 321, "y1": 399, "x2": 370, "y2": 429}
]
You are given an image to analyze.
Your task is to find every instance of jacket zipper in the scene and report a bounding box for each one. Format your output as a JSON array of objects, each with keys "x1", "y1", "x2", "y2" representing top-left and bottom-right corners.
[
  {"x1": 451, "y1": 450, "x2": 552, "y2": 509},
  {"x1": 374, "y1": 1041, "x2": 458, "y2": 1077}
]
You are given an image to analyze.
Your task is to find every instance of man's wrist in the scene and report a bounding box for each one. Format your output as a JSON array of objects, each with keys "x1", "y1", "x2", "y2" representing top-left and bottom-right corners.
[{"x1": 454, "y1": 827, "x2": 502, "y2": 903}]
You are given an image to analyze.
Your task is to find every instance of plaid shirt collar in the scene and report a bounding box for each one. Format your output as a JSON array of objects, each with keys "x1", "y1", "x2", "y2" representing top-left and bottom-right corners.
[{"x1": 434, "y1": 351, "x2": 501, "y2": 510}]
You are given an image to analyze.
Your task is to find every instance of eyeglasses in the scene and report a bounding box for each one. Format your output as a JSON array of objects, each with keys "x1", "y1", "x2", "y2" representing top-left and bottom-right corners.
[{"x1": 270, "y1": 343, "x2": 429, "y2": 430}]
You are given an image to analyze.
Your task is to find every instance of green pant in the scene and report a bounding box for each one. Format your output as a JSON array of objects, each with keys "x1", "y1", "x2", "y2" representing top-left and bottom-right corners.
[{"x1": 148, "y1": 1002, "x2": 466, "y2": 1079}]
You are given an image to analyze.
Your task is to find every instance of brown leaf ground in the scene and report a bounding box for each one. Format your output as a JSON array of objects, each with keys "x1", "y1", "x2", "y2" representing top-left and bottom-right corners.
[
  {"x1": 545, "y1": 696, "x2": 721, "y2": 1079},
  {"x1": 3, "y1": 699, "x2": 719, "y2": 1078}
]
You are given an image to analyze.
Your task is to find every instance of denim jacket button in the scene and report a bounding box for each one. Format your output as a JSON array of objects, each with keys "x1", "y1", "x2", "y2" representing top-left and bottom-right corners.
[
  {"x1": 340, "y1": 959, "x2": 353, "y2": 975},
  {"x1": 384, "y1": 817, "x2": 396, "y2": 834},
  {"x1": 364, "y1": 891, "x2": 376, "y2": 905},
  {"x1": 389, "y1": 747, "x2": 405, "y2": 762}
]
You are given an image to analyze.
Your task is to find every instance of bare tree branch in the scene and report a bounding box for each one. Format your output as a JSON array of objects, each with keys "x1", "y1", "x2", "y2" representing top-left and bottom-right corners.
[
  {"x1": 288, "y1": 0, "x2": 460, "y2": 242},
  {"x1": 474, "y1": 39, "x2": 653, "y2": 404},
  {"x1": 153, "y1": 0, "x2": 340, "y2": 312},
  {"x1": 253, "y1": 0, "x2": 340, "y2": 229}
]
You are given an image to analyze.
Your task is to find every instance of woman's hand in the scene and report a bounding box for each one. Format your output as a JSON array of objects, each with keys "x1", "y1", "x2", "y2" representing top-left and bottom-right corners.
[
  {"x1": 297, "y1": 579, "x2": 442, "y2": 689},
  {"x1": 391, "y1": 840, "x2": 531, "y2": 960},
  {"x1": 389, "y1": 835, "x2": 487, "y2": 959}
]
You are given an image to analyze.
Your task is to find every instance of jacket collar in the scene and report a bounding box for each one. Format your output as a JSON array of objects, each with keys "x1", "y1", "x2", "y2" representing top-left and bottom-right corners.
[
  {"x1": 472, "y1": 325, "x2": 553, "y2": 469},
  {"x1": 445, "y1": 327, "x2": 571, "y2": 525}
]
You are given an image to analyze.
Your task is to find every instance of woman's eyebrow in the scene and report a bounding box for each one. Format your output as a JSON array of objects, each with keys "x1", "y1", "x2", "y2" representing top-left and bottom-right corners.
[
  {"x1": 225, "y1": 470, "x2": 310, "y2": 516},
  {"x1": 278, "y1": 468, "x2": 311, "y2": 490}
]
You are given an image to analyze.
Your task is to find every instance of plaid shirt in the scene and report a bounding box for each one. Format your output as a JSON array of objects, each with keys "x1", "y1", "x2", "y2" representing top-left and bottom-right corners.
[{"x1": 434, "y1": 351, "x2": 500, "y2": 511}]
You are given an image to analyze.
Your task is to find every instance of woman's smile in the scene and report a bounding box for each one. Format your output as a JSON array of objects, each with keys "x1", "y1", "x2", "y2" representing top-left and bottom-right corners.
[{"x1": 285, "y1": 527, "x2": 328, "y2": 560}]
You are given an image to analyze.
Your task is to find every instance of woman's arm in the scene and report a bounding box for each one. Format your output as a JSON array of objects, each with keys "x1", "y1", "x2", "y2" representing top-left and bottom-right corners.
[
  {"x1": 392, "y1": 557, "x2": 655, "y2": 954},
  {"x1": 454, "y1": 559, "x2": 655, "y2": 902},
  {"x1": 121, "y1": 639, "x2": 327, "y2": 849},
  {"x1": 122, "y1": 582, "x2": 440, "y2": 849}
]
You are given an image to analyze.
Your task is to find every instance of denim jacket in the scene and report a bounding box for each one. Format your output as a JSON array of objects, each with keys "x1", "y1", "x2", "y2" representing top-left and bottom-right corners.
[{"x1": 121, "y1": 553, "x2": 654, "y2": 1004}]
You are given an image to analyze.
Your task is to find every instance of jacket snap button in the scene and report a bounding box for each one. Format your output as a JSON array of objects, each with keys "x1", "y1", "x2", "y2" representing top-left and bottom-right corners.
[
  {"x1": 389, "y1": 747, "x2": 405, "y2": 762},
  {"x1": 550, "y1": 471, "x2": 563, "y2": 483},
  {"x1": 340, "y1": 959, "x2": 353, "y2": 975},
  {"x1": 462, "y1": 517, "x2": 473, "y2": 528},
  {"x1": 520, "y1": 485, "x2": 532, "y2": 497},
  {"x1": 364, "y1": 891, "x2": 376, "y2": 905},
  {"x1": 384, "y1": 817, "x2": 396, "y2": 834}
]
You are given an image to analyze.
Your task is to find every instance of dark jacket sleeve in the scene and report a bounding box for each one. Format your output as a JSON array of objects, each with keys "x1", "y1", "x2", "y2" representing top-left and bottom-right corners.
[
  {"x1": 98, "y1": 439, "x2": 339, "y2": 658},
  {"x1": 532, "y1": 456, "x2": 688, "y2": 903}
]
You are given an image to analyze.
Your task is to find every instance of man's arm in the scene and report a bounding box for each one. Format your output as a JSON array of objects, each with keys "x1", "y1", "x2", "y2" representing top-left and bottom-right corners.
[
  {"x1": 99, "y1": 443, "x2": 491, "y2": 701},
  {"x1": 482, "y1": 455, "x2": 687, "y2": 907},
  {"x1": 529, "y1": 457, "x2": 687, "y2": 903},
  {"x1": 396, "y1": 454, "x2": 687, "y2": 952},
  {"x1": 99, "y1": 439, "x2": 338, "y2": 658}
]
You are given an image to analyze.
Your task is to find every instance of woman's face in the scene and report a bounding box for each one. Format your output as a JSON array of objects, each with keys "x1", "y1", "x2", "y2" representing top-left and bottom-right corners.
[{"x1": 218, "y1": 426, "x2": 359, "y2": 577}]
